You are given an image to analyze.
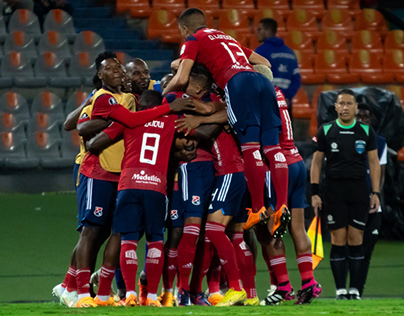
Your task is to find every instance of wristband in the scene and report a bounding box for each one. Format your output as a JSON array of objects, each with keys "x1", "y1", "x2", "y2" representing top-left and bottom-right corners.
[
  {"x1": 371, "y1": 192, "x2": 380, "y2": 198},
  {"x1": 311, "y1": 183, "x2": 320, "y2": 196}
]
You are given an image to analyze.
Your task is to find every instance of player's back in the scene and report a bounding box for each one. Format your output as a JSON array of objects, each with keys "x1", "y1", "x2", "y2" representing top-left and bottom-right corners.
[{"x1": 182, "y1": 28, "x2": 254, "y2": 89}]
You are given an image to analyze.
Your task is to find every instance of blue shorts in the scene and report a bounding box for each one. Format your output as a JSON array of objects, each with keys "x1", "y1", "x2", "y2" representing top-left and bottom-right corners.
[
  {"x1": 113, "y1": 189, "x2": 167, "y2": 241},
  {"x1": 208, "y1": 172, "x2": 247, "y2": 217},
  {"x1": 73, "y1": 163, "x2": 80, "y2": 190},
  {"x1": 266, "y1": 160, "x2": 308, "y2": 209},
  {"x1": 232, "y1": 190, "x2": 251, "y2": 224},
  {"x1": 225, "y1": 71, "x2": 282, "y2": 140},
  {"x1": 168, "y1": 184, "x2": 185, "y2": 228},
  {"x1": 77, "y1": 174, "x2": 118, "y2": 230},
  {"x1": 178, "y1": 161, "x2": 215, "y2": 219}
]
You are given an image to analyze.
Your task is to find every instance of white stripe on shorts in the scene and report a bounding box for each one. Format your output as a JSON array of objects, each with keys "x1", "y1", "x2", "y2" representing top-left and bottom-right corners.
[
  {"x1": 180, "y1": 163, "x2": 188, "y2": 201},
  {"x1": 86, "y1": 177, "x2": 93, "y2": 210},
  {"x1": 224, "y1": 85, "x2": 237, "y2": 126},
  {"x1": 218, "y1": 173, "x2": 232, "y2": 202}
]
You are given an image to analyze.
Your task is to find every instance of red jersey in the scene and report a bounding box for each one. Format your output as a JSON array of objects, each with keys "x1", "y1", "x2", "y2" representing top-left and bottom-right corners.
[
  {"x1": 117, "y1": 114, "x2": 178, "y2": 195},
  {"x1": 211, "y1": 130, "x2": 244, "y2": 176},
  {"x1": 78, "y1": 110, "x2": 120, "y2": 182},
  {"x1": 275, "y1": 87, "x2": 302, "y2": 165},
  {"x1": 180, "y1": 28, "x2": 254, "y2": 89}
]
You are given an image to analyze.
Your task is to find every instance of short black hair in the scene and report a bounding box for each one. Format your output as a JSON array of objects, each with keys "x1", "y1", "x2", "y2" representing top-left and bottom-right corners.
[
  {"x1": 260, "y1": 18, "x2": 277, "y2": 35},
  {"x1": 139, "y1": 90, "x2": 163, "y2": 109},
  {"x1": 178, "y1": 8, "x2": 206, "y2": 28},
  {"x1": 337, "y1": 88, "x2": 356, "y2": 101},
  {"x1": 95, "y1": 51, "x2": 117, "y2": 72},
  {"x1": 92, "y1": 73, "x2": 102, "y2": 90},
  {"x1": 190, "y1": 63, "x2": 213, "y2": 90}
]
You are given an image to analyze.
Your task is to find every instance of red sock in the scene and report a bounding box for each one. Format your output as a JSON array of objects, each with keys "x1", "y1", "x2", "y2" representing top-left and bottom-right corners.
[
  {"x1": 262, "y1": 145, "x2": 289, "y2": 210},
  {"x1": 97, "y1": 265, "x2": 115, "y2": 297},
  {"x1": 120, "y1": 240, "x2": 138, "y2": 293},
  {"x1": 270, "y1": 255, "x2": 290, "y2": 290},
  {"x1": 297, "y1": 253, "x2": 315, "y2": 288},
  {"x1": 177, "y1": 223, "x2": 200, "y2": 291},
  {"x1": 146, "y1": 241, "x2": 164, "y2": 295},
  {"x1": 205, "y1": 222, "x2": 242, "y2": 291},
  {"x1": 241, "y1": 144, "x2": 267, "y2": 212},
  {"x1": 261, "y1": 245, "x2": 278, "y2": 286},
  {"x1": 190, "y1": 236, "x2": 213, "y2": 294},
  {"x1": 65, "y1": 265, "x2": 77, "y2": 292},
  {"x1": 207, "y1": 254, "x2": 221, "y2": 294},
  {"x1": 163, "y1": 246, "x2": 177, "y2": 290},
  {"x1": 76, "y1": 269, "x2": 91, "y2": 296},
  {"x1": 230, "y1": 232, "x2": 256, "y2": 298}
]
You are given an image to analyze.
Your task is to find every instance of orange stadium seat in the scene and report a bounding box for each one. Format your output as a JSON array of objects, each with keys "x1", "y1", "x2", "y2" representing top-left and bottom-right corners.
[
  {"x1": 286, "y1": 9, "x2": 319, "y2": 39},
  {"x1": 26, "y1": 131, "x2": 63, "y2": 168},
  {"x1": 116, "y1": 0, "x2": 152, "y2": 18},
  {"x1": 349, "y1": 50, "x2": 394, "y2": 83},
  {"x1": 355, "y1": 9, "x2": 388, "y2": 34},
  {"x1": 73, "y1": 31, "x2": 106, "y2": 56},
  {"x1": 222, "y1": 0, "x2": 255, "y2": 18},
  {"x1": 309, "y1": 113, "x2": 318, "y2": 137},
  {"x1": 292, "y1": 0, "x2": 325, "y2": 18},
  {"x1": 248, "y1": 35, "x2": 261, "y2": 50},
  {"x1": 115, "y1": 51, "x2": 133, "y2": 66},
  {"x1": 292, "y1": 87, "x2": 314, "y2": 119},
  {"x1": 294, "y1": 49, "x2": 325, "y2": 84},
  {"x1": 38, "y1": 31, "x2": 71, "y2": 60},
  {"x1": 187, "y1": 0, "x2": 221, "y2": 18},
  {"x1": 0, "y1": 113, "x2": 26, "y2": 140},
  {"x1": 43, "y1": 9, "x2": 76, "y2": 42},
  {"x1": 0, "y1": 131, "x2": 29, "y2": 168},
  {"x1": 3, "y1": 31, "x2": 37, "y2": 60},
  {"x1": 384, "y1": 30, "x2": 404, "y2": 52},
  {"x1": 61, "y1": 129, "x2": 81, "y2": 161},
  {"x1": 65, "y1": 90, "x2": 89, "y2": 114},
  {"x1": 218, "y1": 9, "x2": 251, "y2": 37},
  {"x1": 311, "y1": 84, "x2": 337, "y2": 110},
  {"x1": 257, "y1": 0, "x2": 290, "y2": 19},
  {"x1": 147, "y1": 9, "x2": 182, "y2": 44},
  {"x1": 253, "y1": 9, "x2": 287, "y2": 37},
  {"x1": 397, "y1": 147, "x2": 404, "y2": 162},
  {"x1": 385, "y1": 85, "x2": 404, "y2": 110},
  {"x1": 152, "y1": 0, "x2": 186, "y2": 16},
  {"x1": 383, "y1": 49, "x2": 404, "y2": 83},
  {"x1": 0, "y1": 92, "x2": 29, "y2": 122},
  {"x1": 327, "y1": 0, "x2": 360, "y2": 16},
  {"x1": 316, "y1": 30, "x2": 349, "y2": 58},
  {"x1": 284, "y1": 30, "x2": 314, "y2": 55},
  {"x1": 31, "y1": 91, "x2": 65, "y2": 122},
  {"x1": 314, "y1": 49, "x2": 359, "y2": 83},
  {"x1": 351, "y1": 30, "x2": 383, "y2": 54},
  {"x1": 321, "y1": 9, "x2": 354, "y2": 38},
  {"x1": 69, "y1": 52, "x2": 97, "y2": 85}
]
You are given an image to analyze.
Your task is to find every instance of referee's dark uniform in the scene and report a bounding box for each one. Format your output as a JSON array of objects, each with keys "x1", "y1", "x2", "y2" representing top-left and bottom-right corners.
[{"x1": 314, "y1": 119, "x2": 377, "y2": 231}]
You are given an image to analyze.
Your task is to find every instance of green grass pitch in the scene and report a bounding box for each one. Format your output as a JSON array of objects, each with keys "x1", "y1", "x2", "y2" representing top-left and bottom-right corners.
[{"x1": 0, "y1": 192, "x2": 403, "y2": 315}]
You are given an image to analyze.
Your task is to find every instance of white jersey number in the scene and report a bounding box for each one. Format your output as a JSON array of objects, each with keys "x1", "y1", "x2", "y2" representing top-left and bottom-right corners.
[
  {"x1": 139, "y1": 133, "x2": 160, "y2": 165},
  {"x1": 220, "y1": 42, "x2": 249, "y2": 65}
]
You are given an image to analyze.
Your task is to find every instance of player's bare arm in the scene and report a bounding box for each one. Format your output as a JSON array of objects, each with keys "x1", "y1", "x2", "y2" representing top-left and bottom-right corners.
[
  {"x1": 63, "y1": 97, "x2": 93, "y2": 131},
  {"x1": 368, "y1": 149, "x2": 381, "y2": 213},
  {"x1": 248, "y1": 51, "x2": 271, "y2": 68},
  {"x1": 310, "y1": 150, "x2": 325, "y2": 217},
  {"x1": 163, "y1": 59, "x2": 195, "y2": 94},
  {"x1": 86, "y1": 132, "x2": 116, "y2": 154},
  {"x1": 77, "y1": 119, "x2": 111, "y2": 137},
  {"x1": 175, "y1": 109, "x2": 228, "y2": 135}
]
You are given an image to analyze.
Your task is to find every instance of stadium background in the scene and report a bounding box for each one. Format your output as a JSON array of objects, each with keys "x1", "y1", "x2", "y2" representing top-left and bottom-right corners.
[{"x1": 1, "y1": 0, "x2": 404, "y2": 303}]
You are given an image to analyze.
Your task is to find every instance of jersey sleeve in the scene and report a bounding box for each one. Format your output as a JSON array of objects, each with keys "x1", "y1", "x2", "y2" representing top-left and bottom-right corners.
[
  {"x1": 366, "y1": 126, "x2": 378, "y2": 152},
  {"x1": 103, "y1": 121, "x2": 125, "y2": 141},
  {"x1": 180, "y1": 37, "x2": 198, "y2": 61},
  {"x1": 91, "y1": 94, "x2": 120, "y2": 119},
  {"x1": 241, "y1": 46, "x2": 253, "y2": 59}
]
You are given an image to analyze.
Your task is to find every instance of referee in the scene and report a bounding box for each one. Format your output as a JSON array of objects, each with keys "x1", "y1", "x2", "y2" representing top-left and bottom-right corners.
[{"x1": 310, "y1": 89, "x2": 380, "y2": 300}]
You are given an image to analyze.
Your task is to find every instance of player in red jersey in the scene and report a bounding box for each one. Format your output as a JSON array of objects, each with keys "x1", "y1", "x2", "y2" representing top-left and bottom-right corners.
[
  {"x1": 163, "y1": 8, "x2": 290, "y2": 238},
  {"x1": 252, "y1": 80, "x2": 321, "y2": 305}
]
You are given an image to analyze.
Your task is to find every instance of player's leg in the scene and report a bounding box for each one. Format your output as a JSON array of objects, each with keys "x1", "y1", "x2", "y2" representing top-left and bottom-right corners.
[
  {"x1": 206, "y1": 172, "x2": 247, "y2": 306},
  {"x1": 177, "y1": 162, "x2": 214, "y2": 305},
  {"x1": 287, "y1": 160, "x2": 321, "y2": 304},
  {"x1": 143, "y1": 191, "x2": 168, "y2": 307},
  {"x1": 114, "y1": 189, "x2": 143, "y2": 307},
  {"x1": 75, "y1": 178, "x2": 117, "y2": 307},
  {"x1": 206, "y1": 254, "x2": 223, "y2": 305}
]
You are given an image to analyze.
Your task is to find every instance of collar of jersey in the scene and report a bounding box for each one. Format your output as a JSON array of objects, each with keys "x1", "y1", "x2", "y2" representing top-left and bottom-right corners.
[{"x1": 336, "y1": 119, "x2": 356, "y2": 129}]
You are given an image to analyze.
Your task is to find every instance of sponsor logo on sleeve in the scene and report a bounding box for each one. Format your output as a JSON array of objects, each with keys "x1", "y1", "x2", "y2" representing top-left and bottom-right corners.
[{"x1": 108, "y1": 97, "x2": 118, "y2": 105}]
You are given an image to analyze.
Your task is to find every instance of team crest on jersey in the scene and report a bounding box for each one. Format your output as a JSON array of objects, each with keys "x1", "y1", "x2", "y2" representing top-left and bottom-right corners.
[
  {"x1": 171, "y1": 210, "x2": 179, "y2": 220},
  {"x1": 355, "y1": 140, "x2": 366, "y2": 154},
  {"x1": 80, "y1": 113, "x2": 89, "y2": 119},
  {"x1": 94, "y1": 206, "x2": 103, "y2": 217},
  {"x1": 108, "y1": 97, "x2": 117, "y2": 105},
  {"x1": 192, "y1": 195, "x2": 201, "y2": 206}
]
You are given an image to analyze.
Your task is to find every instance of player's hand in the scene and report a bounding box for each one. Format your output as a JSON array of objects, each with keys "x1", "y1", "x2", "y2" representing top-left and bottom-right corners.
[
  {"x1": 311, "y1": 195, "x2": 322, "y2": 217},
  {"x1": 178, "y1": 147, "x2": 197, "y2": 162},
  {"x1": 175, "y1": 114, "x2": 203, "y2": 135},
  {"x1": 369, "y1": 194, "x2": 380, "y2": 213},
  {"x1": 169, "y1": 97, "x2": 195, "y2": 112},
  {"x1": 171, "y1": 58, "x2": 181, "y2": 74}
]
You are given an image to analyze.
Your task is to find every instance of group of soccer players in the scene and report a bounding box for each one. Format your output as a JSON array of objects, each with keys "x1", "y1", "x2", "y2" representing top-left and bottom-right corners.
[{"x1": 52, "y1": 8, "x2": 321, "y2": 308}]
